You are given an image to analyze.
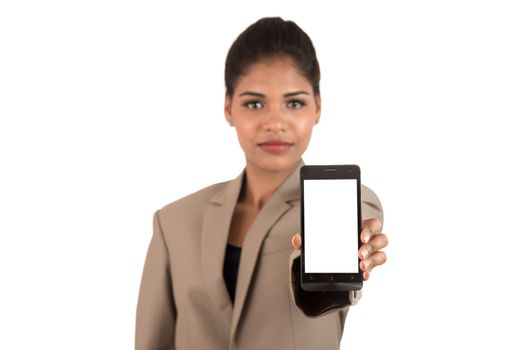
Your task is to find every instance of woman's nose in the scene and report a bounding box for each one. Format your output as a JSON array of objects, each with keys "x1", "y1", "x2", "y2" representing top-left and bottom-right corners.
[{"x1": 263, "y1": 107, "x2": 287, "y2": 132}]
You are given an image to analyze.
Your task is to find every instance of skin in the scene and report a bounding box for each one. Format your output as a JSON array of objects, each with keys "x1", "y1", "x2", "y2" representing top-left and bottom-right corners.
[{"x1": 225, "y1": 55, "x2": 388, "y2": 280}]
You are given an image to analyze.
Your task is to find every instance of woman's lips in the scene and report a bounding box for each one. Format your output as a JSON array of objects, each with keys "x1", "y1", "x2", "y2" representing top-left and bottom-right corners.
[{"x1": 258, "y1": 141, "x2": 293, "y2": 153}]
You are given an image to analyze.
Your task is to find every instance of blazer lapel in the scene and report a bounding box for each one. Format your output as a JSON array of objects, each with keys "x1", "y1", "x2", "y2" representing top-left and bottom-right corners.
[
  {"x1": 201, "y1": 171, "x2": 244, "y2": 324},
  {"x1": 230, "y1": 160, "x2": 303, "y2": 340}
]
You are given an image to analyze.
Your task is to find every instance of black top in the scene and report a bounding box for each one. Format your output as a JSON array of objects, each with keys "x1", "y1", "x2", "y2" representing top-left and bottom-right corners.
[
  {"x1": 223, "y1": 243, "x2": 242, "y2": 303},
  {"x1": 223, "y1": 246, "x2": 352, "y2": 314}
]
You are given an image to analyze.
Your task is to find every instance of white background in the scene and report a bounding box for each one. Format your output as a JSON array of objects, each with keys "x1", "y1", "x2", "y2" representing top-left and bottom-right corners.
[
  {"x1": 1, "y1": 1, "x2": 523, "y2": 349},
  {"x1": 304, "y1": 179, "x2": 359, "y2": 273}
]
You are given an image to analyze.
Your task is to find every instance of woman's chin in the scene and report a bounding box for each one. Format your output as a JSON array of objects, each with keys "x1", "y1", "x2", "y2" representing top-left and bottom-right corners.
[{"x1": 247, "y1": 156, "x2": 301, "y2": 175}]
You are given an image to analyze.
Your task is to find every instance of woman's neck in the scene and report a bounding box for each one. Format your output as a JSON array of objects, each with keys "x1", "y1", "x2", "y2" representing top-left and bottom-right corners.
[{"x1": 240, "y1": 161, "x2": 298, "y2": 210}]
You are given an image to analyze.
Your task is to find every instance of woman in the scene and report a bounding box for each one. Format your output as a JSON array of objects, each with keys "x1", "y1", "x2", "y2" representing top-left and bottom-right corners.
[{"x1": 136, "y1": 17, "x2": 388, "y2": 350}]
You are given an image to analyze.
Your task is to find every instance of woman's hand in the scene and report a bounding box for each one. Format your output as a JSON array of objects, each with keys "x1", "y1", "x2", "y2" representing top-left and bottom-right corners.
[
  {"x1": 291, "y1": 218, "x2": 388, "y2": 281},
  {"x1": 357, "y1": 218, "x2": 388, "y2": 280}
]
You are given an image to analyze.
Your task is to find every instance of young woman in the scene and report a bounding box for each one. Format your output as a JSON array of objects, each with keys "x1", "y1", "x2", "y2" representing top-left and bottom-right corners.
[{"x1": 136, "y1": 17, "x2": 388, "y2": 350}]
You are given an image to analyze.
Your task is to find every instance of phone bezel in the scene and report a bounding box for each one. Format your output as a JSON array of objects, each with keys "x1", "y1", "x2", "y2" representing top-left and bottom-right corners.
[{"x1": 300, "y1": 164, "x2": 363, "y2": 291}]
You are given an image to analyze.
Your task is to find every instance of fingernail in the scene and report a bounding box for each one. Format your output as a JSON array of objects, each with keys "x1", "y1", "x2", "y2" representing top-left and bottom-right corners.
[
  {"x1": 363, "y1": 260, "x2": 370, "y2": 270},
  {"x1": 361, "y1": 247, "x2": 368, "y2": 259}
]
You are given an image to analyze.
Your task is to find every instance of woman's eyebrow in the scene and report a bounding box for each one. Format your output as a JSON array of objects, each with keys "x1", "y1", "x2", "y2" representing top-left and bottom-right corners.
[
  {"x1": 238, "y1": 90, "x2": 310, "y2": 98},
  {"x1": 283, "y1": 91, "x2": 310, "y2": 97},
  {"x1": 238, "y1": 91, "x2": 265, "y2": 98},
  {"x1": 238, "y1": 91, "x2": 309, "y2": 98}
]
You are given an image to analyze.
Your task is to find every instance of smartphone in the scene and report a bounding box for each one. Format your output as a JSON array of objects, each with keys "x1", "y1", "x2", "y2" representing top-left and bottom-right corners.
[{"x1": 300, "y1": 165, "x2": 363, "y2": 291}]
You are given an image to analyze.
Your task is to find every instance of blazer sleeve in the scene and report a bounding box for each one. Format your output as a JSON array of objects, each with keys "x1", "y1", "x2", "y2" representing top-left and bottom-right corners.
[
  {"x1": 288, "y1": 185, "x2": 384, "y2": 318},
  {"x1": 136, "y1": 210, "x2": 177, "y2": 350}
]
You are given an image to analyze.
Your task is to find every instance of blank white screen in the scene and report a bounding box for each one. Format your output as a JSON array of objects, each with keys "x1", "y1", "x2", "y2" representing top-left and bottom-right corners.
[{"x1": 304, "y1": 179, "x2": 359, "y2": 273}]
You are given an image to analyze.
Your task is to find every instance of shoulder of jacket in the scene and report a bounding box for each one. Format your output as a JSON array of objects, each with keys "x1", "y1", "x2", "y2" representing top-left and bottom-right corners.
[
  {"x1": 157, "y1": 180, "x2": 230, "y2": 216},
  {"x1": 361, "y1": 184, "x2": 384, "y2": 226},
  {"x1": 361, "y1": 184, "x2": 377, "y2": 199}
]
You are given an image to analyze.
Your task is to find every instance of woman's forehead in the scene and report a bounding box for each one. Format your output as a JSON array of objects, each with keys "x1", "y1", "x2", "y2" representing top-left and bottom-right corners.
[{"x1": 235, "y1": 58, "x2": 313, "y2": 95}]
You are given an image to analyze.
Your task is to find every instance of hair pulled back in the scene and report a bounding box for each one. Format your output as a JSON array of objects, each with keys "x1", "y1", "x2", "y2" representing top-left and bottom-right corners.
[{"x1": 225, "y1": 17, "x2": 320, "y2": 97}]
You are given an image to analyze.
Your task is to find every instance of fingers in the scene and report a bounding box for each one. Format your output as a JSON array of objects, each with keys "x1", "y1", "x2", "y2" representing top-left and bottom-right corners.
[
  {"x1": 361, "y1": 218, "x2": 383, "y2": 243},
  {"x1": 363, "y1": 268, "x2": 373, "y2": 281},
  {"x1": 291, "y1": 233, "x2": 301, "y2": 250},
  {"x1": 360, "y1": 251, "x2": 387, "y2": 275},
  {"x1": 359, "y1": 218, "x2": 388, "y2": 280},
  {"x1": 359, "y1": 233, "x2": 388, "y2": 259}
]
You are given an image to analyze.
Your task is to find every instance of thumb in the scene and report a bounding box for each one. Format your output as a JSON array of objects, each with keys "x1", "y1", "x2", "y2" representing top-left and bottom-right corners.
[{"x1": 291, "y1": 233, "x2": 301, "y2": 250}]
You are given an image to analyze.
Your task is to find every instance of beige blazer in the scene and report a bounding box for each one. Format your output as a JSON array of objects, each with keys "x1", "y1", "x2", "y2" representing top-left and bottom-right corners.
[{"x1": 136, "y1": 160, "x2": 383, "y2": 350}]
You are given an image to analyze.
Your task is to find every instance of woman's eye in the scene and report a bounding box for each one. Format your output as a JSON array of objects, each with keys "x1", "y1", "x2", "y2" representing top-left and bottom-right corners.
[
  {"x1": 245, "y1": 101, "x2": 263, "y2": 109},
  {"x1": 287, "y1": 100, "x2": 304, "y2": 109}
]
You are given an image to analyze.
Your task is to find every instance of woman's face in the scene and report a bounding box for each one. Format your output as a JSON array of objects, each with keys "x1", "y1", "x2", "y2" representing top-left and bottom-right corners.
[{"x1": 225, "y1": 56, "x2": 321, "y2": 176}]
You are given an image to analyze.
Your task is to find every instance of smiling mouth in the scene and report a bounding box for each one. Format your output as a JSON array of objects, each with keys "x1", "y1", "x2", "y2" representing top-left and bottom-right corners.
[{"x1": 258, "y1": 141, "x2": 294, "y2": 153}]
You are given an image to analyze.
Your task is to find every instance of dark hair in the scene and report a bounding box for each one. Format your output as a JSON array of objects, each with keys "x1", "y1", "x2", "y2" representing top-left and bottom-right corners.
[{"x1": 225, "y1": 17, "x2": 320, "y2": 97}]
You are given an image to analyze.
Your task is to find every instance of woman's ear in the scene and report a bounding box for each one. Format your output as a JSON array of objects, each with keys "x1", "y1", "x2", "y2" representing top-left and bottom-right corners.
[
  {"x1": 314, "y1": 94, "x2": 321, "y2": 124},
  {"x1": 224, "y1": 95, "x2": 233, "y2": 126}
]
